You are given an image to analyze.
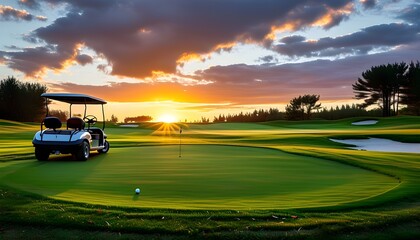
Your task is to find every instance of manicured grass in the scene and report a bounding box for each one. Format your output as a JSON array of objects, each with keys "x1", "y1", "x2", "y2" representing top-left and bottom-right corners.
[
  {"x1": 0, "y1": 145, "x2": 397, "y2": 210},
  {"x1": 0, "y1": 121, "x2": 37, "y2": 160},
  {"x1": 1, "y1": 116, "x2": 420, "y2": 239}
]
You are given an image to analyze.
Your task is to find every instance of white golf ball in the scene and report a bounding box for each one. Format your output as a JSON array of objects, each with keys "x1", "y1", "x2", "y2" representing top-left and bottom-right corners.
[{"x1": 135, "y1": 188, "x2": 141, "y2": 194}]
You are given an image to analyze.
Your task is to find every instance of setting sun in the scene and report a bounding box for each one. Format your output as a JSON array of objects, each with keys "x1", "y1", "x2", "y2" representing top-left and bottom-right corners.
[{"x1": 157, "y1": 114, "x2": 177, "y2": 123}]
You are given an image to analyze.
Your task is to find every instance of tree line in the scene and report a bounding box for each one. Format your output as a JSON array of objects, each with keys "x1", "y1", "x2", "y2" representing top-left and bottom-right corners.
[
  {"x1": 353, "y1": 61, "x2": 420, "y2": 117},
  {"x1": 124, "y1": 115, "x2": 153, "y2": 123},
  {"x1": 0, "y1": 76, "x2": 47, "y2": 122},
  {"x1": 203, "y1": 102, "x2": 382, "y2": 123},
  {"x1": 213, "y1": 108, "x2": 284, "y2": 123},
  {"x1": 315, "y1": 104, "x2": 381, "y2": 120}
]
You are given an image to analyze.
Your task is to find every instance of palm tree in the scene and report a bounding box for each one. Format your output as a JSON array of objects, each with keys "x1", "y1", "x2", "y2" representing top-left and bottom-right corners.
[{"x1": 353, "y1": 63, "x2": 407, "y2": 117}]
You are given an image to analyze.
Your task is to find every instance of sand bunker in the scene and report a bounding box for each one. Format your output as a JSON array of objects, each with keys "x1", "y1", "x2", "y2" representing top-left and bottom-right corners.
[
  {"x1": 351, "y1": 120, "x2": 378, "y2": 125},
  {"x1": 330, "y1": 138, "x2": 420, "y2": 153}
]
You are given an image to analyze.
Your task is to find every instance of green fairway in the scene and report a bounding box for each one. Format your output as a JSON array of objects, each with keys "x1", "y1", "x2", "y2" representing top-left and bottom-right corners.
[
  {"x1": 0, "y1": 145, "x2": 397, "y2": 209},
  {"x1": 1, "y1": 117, "x2": 420, "y2": 239}
]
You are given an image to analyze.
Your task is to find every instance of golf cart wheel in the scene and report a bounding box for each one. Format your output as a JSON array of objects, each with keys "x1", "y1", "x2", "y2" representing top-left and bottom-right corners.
[
  {"x1": 35, "y1": 147, "x2": 50, "y2": 161},
  {"x1": 98, "y1": 140, "x2": 110, "y2": 154},
  {"x1": 73, "y1": 141, "x2": 90, "y2": 161}
]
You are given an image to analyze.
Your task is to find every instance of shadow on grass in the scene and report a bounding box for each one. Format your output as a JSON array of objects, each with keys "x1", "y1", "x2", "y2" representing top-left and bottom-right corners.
[
  {"x1": 132, "y1": 193, "x2": 140, "y2": 201},
  {"x1": 47, "y1": 152, "x2": 102, "y2": 162},
  {"x1": 0, "y1": 151, "x2": 108, "y2": 198}
]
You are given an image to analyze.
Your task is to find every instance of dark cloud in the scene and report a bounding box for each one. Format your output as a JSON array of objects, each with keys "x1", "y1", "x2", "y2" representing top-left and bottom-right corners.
[
  {"x1": 4, "y1": 45, "x2": 20, "y2": 50},
  {"x1": 360, "y1": 0, "x2": 403, "y2": 11},
  {"x1": 360, "y1": 0, "x2": 377, "y2": 9},
  {"x1": 257, "y1": 55, "x2": 278, "y2": 64},
  {"x1": 194, "y1": 43, "x2": 420, "y2": 103},
  {"x1": 398, "y1": 3, "x2": 420, "y2": 24},
  {"x1": 1, "y1": 45, "x2": 77, "y2": 76},
  {"x1": 49, "y1": 41, "x2": 420, "y2": 105},
  {"x1": 272, "y1": 23, "x2": 420, "y2": 57},
  {"x1": 48, "y1": 61, "x2": 353, "y2": 104},
  {"x1": 44, "y1": 0, "x2": 115, "y2": 10},
  {"x1": 2, "y1": 0, "x2": 354, "y2": 78},
  {"x1": 18, "y1": 0, "x2": 41, "y2": 9},
  {"x1": 0, "y1": 5, "x2": 47, "y2": 21},
  {"x1": 324, "y1": 9, "x2": 351, "y2": 29},
  {"x1": 75, "y1": 54, "x2": 93, "y2": 66},
  {"x1": 97, "y1": 64, "x2": 111, "y2": 74},
  {"x1": 280, "y1": 35, "x2": 306, "y2": 44},
  {"x1": 19, "y1": 0, "x2": 113, "y2": 10}
]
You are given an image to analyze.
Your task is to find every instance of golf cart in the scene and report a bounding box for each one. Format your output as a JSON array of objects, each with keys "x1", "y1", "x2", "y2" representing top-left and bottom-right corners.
[{"x1": 32, "y1": 93, "x2": 110, "y2": 161}]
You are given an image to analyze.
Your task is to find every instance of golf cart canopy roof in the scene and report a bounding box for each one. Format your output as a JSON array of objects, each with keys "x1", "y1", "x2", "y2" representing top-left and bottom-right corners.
[{"x1": 41, "y1": 93, "x2": 107, "y2": 105}]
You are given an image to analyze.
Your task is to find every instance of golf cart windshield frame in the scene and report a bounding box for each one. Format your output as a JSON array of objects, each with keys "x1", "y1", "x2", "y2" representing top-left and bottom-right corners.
[{"x1": 41, "y1": 93, "x2": 107, "y2": 130}]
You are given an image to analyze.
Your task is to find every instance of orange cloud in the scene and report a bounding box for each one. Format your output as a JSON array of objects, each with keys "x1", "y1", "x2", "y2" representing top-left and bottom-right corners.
[
  {"x1": 312, "y1": 3, "x2": 354, "y2": 29},
  {"x1": 2, "y1": 43, "x2": 93, "y2": 78},
  {"x1": 265, "y1": 22, "x2": 300, "y2": 41},
  {"x1": 3, "y1": 1, "x2": 357, "y2": 79},
  {"x1": 49, "y1": 55, "x2": 371, "y2": 105},
  {"x1": 0, "y1": 5, "x2": 46, "y2": 21},
  {"x1": 176, "y1": 53, "x2": 203, "y2": 65}
]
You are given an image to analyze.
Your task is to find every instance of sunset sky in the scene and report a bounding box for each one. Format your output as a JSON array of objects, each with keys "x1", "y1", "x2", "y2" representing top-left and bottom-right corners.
[{"x1": 1, "y1": 0, "x2": 420, "y2": 122}]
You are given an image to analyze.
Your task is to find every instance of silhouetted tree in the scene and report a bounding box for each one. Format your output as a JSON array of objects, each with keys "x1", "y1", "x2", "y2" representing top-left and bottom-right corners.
[
  {"x1": 109, "y1": 114, "x2": 118, "y2": 123},
  {"x1": 285, "y1": 94, "x2": 321, "y2": 120},
  {"x1": 401, "y1": 61, "x2": 420, "y2": 115},
  {"x1": 124, "y1": 115, "x2": 153, "y2": 123},
  {"x1": 212, "y1": 108, "x2": 284, "y2": 123},
  {"x1": 0, "y1": 76, "x2": 47, "y2": 122},
  {"x1": 49, "y1": 109, "x2": 68, "y2": 122},
  {"x1": 314, "y1": 104, "x2": 381, "y2": 120},
  {"x1": 201, "y1": 117, "x2": 210, "y2": 123},
  {"x1": 353, "y1": 63, "x2": 407, "y2": 117}
]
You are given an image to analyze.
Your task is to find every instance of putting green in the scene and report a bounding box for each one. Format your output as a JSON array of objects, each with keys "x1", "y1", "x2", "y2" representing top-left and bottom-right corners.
[{"x1": 0, "y1": 145, "x2": 398, "y2": 210}]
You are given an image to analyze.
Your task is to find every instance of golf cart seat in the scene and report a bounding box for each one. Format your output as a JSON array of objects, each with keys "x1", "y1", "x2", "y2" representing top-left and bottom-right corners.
[
  {"x1": 67, "y1": 117, "x2": 85, "y2": 130},
  {"x1": 43, "y1": 117, "x2": 62, "y2": 130}
]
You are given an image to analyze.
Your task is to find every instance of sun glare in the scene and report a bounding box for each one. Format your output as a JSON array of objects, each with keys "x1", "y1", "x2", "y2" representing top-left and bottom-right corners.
[{"x1": 157, "y1": 114, "x2": 177, "y2": 123}]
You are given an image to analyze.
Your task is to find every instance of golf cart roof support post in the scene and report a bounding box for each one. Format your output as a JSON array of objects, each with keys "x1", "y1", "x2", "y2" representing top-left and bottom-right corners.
[
  {"x1": 68, "y1": 104, "x2": 73, "y2": 130},
  {"x1": 102, "y1": 104, "x2": 105, "y2": 130},
  {"x1": 42, "y1": 97, "x2": 48, "y2": 133},
  {"x1": 40, "y1": 117, "x2": 43, "y2": 133},
  {"x1": 84, "y1": 100, "x2": 87, "y2": 118},
  {"x1": 45, "y1": 97, "x2": 49, "y2": 117}
]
